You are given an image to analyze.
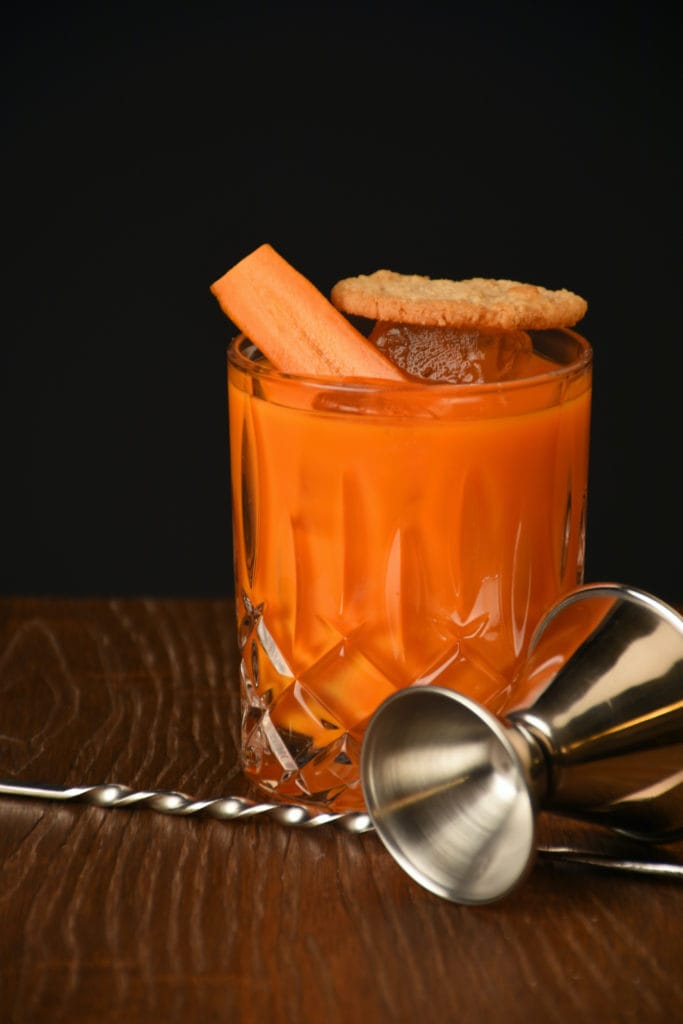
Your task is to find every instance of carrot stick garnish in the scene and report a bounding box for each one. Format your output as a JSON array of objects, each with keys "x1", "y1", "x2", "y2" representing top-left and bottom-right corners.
[{"x1": 210, "y1": 244, "x2": 405, "y2": 380}]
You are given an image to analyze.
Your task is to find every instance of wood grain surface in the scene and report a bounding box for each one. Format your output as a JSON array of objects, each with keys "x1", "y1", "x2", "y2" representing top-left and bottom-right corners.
[{"x1": 1, "y1": 598, "x2": 682, "y2": 1024}]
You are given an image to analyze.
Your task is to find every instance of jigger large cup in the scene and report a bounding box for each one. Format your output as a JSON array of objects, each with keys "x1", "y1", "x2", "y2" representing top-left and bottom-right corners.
[{"x1": 360, "y1": 583, "x2": 683, "y2": 905}]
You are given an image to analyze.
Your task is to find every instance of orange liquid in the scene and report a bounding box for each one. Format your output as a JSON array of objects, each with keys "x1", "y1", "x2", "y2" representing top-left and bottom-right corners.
[{"x1": 228, "y1": 331, "x2": 592, "y2": 810}]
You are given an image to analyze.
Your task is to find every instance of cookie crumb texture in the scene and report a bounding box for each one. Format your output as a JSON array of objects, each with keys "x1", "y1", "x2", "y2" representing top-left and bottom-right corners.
[{"x1": 331, "y1": 270, "x2": 587, "y2": 331}]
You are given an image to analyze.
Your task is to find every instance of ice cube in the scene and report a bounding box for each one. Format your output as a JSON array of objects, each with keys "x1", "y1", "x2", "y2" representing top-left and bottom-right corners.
[{"x1": 368, "y1": 321, "x2": 533, "y2": 384}]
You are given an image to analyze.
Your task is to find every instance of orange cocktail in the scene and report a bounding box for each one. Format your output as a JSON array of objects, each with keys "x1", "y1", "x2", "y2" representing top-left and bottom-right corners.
[{"x1": 228, "y1": 328, "x2": 592, "y2": 811}]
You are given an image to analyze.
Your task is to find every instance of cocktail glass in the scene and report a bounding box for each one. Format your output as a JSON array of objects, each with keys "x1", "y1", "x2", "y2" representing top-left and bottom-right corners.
[{"x1": 228, "y1": 327, "x2": 592, "y2": 811}]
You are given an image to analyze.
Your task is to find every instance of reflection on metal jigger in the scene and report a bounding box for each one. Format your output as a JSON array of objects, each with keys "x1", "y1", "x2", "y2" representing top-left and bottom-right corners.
[{"x1": 360, "y1": 583, "x2": 683, "y2": 905}]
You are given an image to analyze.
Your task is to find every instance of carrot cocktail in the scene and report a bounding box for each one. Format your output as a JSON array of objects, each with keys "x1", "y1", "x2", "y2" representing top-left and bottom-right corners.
[{"x1": 213, "y1": 246, "x2": 592, "y2": 811}]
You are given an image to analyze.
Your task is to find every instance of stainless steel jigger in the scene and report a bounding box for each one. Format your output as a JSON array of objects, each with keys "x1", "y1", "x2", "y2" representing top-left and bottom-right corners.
[{"x1": 360, "y1": 583, "x2": 683, "y2": 905}]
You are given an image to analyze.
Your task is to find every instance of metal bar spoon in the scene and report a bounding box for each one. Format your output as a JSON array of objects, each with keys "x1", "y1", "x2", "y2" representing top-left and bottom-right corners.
[{"x1": 1, "y1": 776, "x2": 681, "y2": 880}]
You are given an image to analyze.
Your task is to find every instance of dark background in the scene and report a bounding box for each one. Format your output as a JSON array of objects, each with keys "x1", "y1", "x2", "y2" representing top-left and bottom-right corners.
[{"x1": 2, "y1": 1, "x2": 681, "y2": 603}]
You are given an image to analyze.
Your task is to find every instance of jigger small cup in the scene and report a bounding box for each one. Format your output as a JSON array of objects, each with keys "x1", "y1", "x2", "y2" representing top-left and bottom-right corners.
[{"x1": 360, "y1": 583, "x2": 683, "y2": 905}]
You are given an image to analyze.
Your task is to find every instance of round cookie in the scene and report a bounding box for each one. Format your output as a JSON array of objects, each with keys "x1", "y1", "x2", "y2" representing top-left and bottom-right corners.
[{"x1": 330, "y1": 270, "x2": 587, "y2": 331}]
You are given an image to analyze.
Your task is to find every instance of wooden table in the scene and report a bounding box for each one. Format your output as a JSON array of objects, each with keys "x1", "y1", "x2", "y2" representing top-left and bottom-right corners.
[{"x1": 1, "y1": 598, "x2": 682, "y2": 1023}]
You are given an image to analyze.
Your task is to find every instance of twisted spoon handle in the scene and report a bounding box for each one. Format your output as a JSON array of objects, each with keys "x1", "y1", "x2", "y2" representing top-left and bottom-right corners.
[
  {"x1": 2, "y1": 779, "x2": 682, "y2": 878},
  {"x1": 0, "y1": 779, "x2": 374, "y2": 832}
]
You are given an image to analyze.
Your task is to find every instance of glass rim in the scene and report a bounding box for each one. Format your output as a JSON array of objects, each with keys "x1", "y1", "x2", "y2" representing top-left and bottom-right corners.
[{"x1": 227, "y1": 328, "x2": 592, "y2": 396}]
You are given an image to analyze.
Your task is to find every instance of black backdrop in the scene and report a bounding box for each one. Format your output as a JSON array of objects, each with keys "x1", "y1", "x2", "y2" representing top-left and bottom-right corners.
[{"x1": 3, "y1": 1, "x2": 681, "y2": 603}]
